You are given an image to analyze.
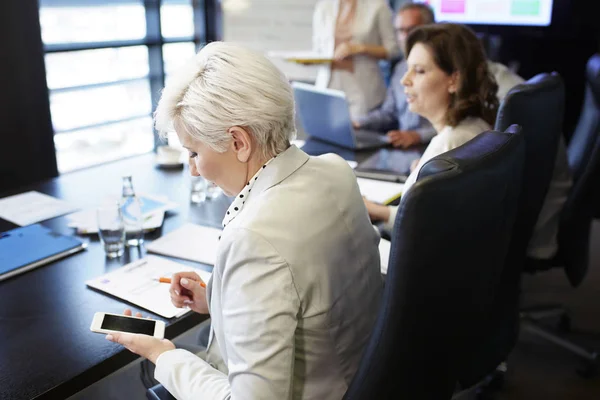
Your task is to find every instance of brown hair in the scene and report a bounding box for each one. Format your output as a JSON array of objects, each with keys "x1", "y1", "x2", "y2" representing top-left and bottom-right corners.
[{"x1": 405, "y1": 23, "x2": 499, "y2": 127}]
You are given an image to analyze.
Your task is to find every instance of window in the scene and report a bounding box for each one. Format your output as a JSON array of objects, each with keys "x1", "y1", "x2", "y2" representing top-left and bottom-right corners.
[{"x1": 38, "y1": 0, "x2": 213, "y2": 173}]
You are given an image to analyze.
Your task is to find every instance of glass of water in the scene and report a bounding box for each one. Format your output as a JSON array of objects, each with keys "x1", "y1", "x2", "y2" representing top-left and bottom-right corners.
[
  {"x1": 97, "y1": 203, "x2": 126, "y2": 258},
  {"x1": 190, "y1": 176, "x2": 221, "y2": 203}
]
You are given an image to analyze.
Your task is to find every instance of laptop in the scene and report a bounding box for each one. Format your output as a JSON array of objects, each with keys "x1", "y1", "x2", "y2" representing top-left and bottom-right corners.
[
  {"x1": 292, "y1": 82, "x2": 391, "y2": 150},
  {"x1": 0, "y1": 224, "x2": 86, "y2": 282}
]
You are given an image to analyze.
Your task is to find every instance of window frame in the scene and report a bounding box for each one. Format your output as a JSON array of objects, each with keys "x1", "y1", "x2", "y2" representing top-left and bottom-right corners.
[{"x1": 40, "y1": 0, "x2": 218, "y2": 150}]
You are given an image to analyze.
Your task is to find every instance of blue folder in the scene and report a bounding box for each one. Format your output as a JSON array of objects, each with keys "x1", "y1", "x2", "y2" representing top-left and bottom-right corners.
[{"x1": 0, "y1": 224, "x2": 86, "y2": 282}]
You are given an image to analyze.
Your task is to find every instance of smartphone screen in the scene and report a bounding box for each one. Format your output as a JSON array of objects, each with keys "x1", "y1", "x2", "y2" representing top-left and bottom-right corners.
[{"x1": 101, "y1": 314, "x2": 156, "y2": 335}]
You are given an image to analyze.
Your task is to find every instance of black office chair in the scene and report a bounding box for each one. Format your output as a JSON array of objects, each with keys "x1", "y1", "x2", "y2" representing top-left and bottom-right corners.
[
  {"x1": 518, "y1": 54, "x2": 600, "y2": 377},
  {"x1": 147, "y1": 384, "x2": 174, "y2": 400},
  {"x1": 344, "y1": 127, "x2": 524, "y2": 400},
  {"x1": 458, "y1": 73, "x2": 565, "y2": 389}
]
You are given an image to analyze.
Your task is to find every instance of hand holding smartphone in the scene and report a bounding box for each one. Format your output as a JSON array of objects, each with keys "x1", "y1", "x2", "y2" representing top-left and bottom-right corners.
[{"x1": 90, "y1": 312, "x2": 165, "y2": 339}]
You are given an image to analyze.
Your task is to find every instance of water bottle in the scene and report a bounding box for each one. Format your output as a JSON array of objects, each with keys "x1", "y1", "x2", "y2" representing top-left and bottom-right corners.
[{"x1": 120, "y1": 175, "x2": 144, "y2": 246}]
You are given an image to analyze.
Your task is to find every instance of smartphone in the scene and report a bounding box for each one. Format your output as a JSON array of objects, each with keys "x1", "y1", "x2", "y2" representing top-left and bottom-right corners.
[{"x1": 90, "y1": 312, "x2": 165, "y2": 339}]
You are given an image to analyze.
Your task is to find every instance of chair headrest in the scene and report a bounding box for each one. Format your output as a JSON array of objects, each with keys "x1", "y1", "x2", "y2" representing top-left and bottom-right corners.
[
  {"x1": 586, "y1": 54, "x2": 600, "y2": 105},
  {"x1": 418, "y1": 125, "x2": 522, "y2": 182},
  {"x1": 496, "y1": 72, "x2": 565, "y2": 132}
]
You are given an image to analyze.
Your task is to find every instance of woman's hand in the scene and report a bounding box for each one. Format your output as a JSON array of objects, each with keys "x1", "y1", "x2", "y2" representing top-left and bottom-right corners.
[
  {"x1": 105, "y1": 309, "x2": 175, "y2": 364},
  {"x1": 363, "y1": 198, "x2": 391, "y2": 223},
  {"x1": 386, "y1": 130, "x2": 421, "y2": 149},
  {"x1": 334, "y1": 42, "x2": 364, "y2": 61},
  {"x1": 170, "y1": 271, "x2": 209, "y2": 314}
]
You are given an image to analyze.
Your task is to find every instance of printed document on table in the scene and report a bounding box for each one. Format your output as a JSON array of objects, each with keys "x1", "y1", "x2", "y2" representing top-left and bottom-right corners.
[
  {"x1": 0, "y1": 191, "x2": 79, "y2": 226},
  {"x1": 356, "y1": 178, "x2": 404, "y2": 205},
  {"x1": 86, "y1": 256, "x2": 212, "y2": 318},
  {"x1": 67, "y1": 209, "x2": 165, "y2": 234},
  {"x1": 379, "y1": 238, "x2": 391, "y2": 275},
  {"x1": 146, "y1": 223, "x2": 222, "y2": 265}
]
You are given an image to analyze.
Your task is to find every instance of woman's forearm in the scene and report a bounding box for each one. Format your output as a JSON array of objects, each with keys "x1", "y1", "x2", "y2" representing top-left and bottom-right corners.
[{"x1": 356, "y1": 44, "x2": 389, "y2": 60}]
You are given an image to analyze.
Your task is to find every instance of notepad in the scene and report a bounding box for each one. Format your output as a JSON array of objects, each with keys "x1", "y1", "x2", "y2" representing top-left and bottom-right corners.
[
  {"x1": 146, "y1": 223, "x2": 223, "y2": 265},
  {"x1": 0, "y1": 224, "x2": 86, "y2": 282},
  {"x1": 86, "y1": 256, "x2": 212, "y2": 318},
  {"x1": 0, "y1": 191, "x2": 79, "y2": 226},
  {"x1": 357, "y1": 178, "x2": 404, "y2": 205}
]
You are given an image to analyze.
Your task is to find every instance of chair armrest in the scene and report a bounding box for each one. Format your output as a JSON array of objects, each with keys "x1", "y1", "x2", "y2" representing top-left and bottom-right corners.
[{"x1": 146, "y1": 384, "x2": 176, "y2": 400}]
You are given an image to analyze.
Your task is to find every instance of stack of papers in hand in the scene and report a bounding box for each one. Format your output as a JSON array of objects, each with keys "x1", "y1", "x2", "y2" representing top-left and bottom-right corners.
[
  {"x1": 357, "y1": 178, "x2": 404, "y2": 205},
  {"x1": 268, "y1": 50, "x2": 333, "y2": 64}
]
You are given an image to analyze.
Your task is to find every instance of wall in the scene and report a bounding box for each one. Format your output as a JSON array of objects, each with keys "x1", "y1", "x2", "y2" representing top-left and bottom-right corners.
[
  {"x1": 222, "y1": 0, "x2": 320, "y2": 82},
  {"x1": 0, "y1": 0, "x2": 57, "y2": 192}
]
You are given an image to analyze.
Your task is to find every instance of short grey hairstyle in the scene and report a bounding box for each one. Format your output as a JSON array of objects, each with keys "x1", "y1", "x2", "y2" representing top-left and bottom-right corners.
[
  {"x1": 399, "y1": 2, "x2": 435, "y2": 24},
  {"x1": 154, "y1": 41, "x2": 296, "y2": 159}
]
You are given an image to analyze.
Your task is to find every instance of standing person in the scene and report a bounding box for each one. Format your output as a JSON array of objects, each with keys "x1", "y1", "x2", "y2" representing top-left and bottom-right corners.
[
  {"x1": 312, "y1": 0, "x2": 400, "y2": 119},
  {"x1": 364, "y1": 23, "x2": 499, "y2": 229}
]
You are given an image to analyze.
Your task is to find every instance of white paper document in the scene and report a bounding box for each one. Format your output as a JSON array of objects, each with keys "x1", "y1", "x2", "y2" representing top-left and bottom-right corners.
[
  {"x1": 67, "y1": 210, "x2": 165, "y2": 235},
  {"x1": 86, "y1": 256, "x2": 212, "y2": 318},
  {"x1": 0, "y1": 191, "x2": 79, "y2": 226},
  {"x1": 379, "y1": 238, "x2": 391, "y2": 275},
  {"x1": 146, "y1": 223, "x2": 222, "y2": 265},
  {"x1": 136, "y1": 193, "x2": 179, "y2": 217},
  {"x1": 356, "y1": 178, "x2": 404, "y2": 205}
]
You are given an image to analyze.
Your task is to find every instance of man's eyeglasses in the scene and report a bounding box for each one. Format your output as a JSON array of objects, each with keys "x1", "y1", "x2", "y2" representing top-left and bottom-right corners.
[{"x1": 395, "y1": 26, "x2": 419, "y2": 35}]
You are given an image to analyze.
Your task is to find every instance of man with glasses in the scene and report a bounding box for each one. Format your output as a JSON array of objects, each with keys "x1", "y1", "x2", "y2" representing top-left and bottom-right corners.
[{"x1": 354, "y1": 2, "x2": 523, "y2": 149}]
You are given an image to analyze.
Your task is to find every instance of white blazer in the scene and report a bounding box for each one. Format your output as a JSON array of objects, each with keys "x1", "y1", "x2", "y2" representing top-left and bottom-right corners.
[
  {"x1": 312, "y1": 0, "x2": 400, "y2": 112},
  {"x1": 155, "y1": 145, "x2": 383, "y2": 400}
]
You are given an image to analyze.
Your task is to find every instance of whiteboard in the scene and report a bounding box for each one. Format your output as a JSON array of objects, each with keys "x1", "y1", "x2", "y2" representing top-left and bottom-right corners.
[{"x1": 222, "y1": 0, "x2": 321, "y2": 82}]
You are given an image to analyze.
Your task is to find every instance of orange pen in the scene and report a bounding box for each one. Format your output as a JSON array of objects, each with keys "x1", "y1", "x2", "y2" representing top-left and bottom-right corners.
[{"x1": 155, "y1": 277, "x2": 206, "y2": 288}]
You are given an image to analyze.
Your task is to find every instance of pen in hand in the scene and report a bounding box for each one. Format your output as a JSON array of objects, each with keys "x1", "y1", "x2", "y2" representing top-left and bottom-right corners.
[{"x1": 154, "y1": 277, "x2": 206, "y2": 288}]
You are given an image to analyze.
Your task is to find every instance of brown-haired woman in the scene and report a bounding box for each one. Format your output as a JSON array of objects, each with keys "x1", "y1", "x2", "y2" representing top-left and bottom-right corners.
[{"x1": 365, "y1": 23, "x2": 499, "y2": 230}]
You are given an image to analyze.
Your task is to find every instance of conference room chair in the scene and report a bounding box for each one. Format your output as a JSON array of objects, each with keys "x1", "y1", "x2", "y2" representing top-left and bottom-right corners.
[
  {"x1": 519, "y1": 54, "x2": 600, "y2": 377},
  {"x1": 344, "y1": 127, "x2": 524, "y2": 400},
  {"x1": 459, "y1": 73, "x2": 565, "y2": 390},
  {"x1": 147, "y1": 384, "x2": 174, "y2": 400}
]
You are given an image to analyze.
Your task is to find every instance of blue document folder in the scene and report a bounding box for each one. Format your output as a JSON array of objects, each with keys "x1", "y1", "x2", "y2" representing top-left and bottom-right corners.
[{"x1": 0, "y1": 224, "x2": 86, "y2": 282}]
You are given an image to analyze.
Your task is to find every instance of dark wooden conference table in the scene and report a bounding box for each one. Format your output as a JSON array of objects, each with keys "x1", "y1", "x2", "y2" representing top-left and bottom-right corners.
[{"x1": 0, "y1": 139, "x2": 419, "y2": 400}]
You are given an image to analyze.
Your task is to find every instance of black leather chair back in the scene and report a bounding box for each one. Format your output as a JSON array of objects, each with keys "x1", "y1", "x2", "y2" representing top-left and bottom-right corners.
[
  {"x1": 557, "y1": 54, "x2": 600, "y2": 286},
  {"x1": 344, "y1": 127, "x2": 524, "y2": 400},
  {"x1": 461, "y1": 73, "x2": 565, "y2": 386},
  {"x1": 495, "y1": 72, "x2": 565, "y2": 264}
]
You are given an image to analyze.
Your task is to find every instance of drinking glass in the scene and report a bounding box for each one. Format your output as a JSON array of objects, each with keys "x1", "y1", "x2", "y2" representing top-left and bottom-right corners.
[
  {"x1": 191, "y1": 176, "x2": 221, "y2": 203},
  {"x1": 96, "y1": 203, "x2": 126, "y2": 258}
]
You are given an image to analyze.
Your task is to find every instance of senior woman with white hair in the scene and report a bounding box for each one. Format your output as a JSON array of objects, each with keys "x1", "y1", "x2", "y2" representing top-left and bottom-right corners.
[{"x1": 106, "y1": 41, "x2": 383, "y2": 400}]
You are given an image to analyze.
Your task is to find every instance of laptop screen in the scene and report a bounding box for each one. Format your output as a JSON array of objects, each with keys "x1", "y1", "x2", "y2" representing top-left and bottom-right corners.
[{"x1": 292, "y1": 82, "x2": 356, "y2": 148}]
